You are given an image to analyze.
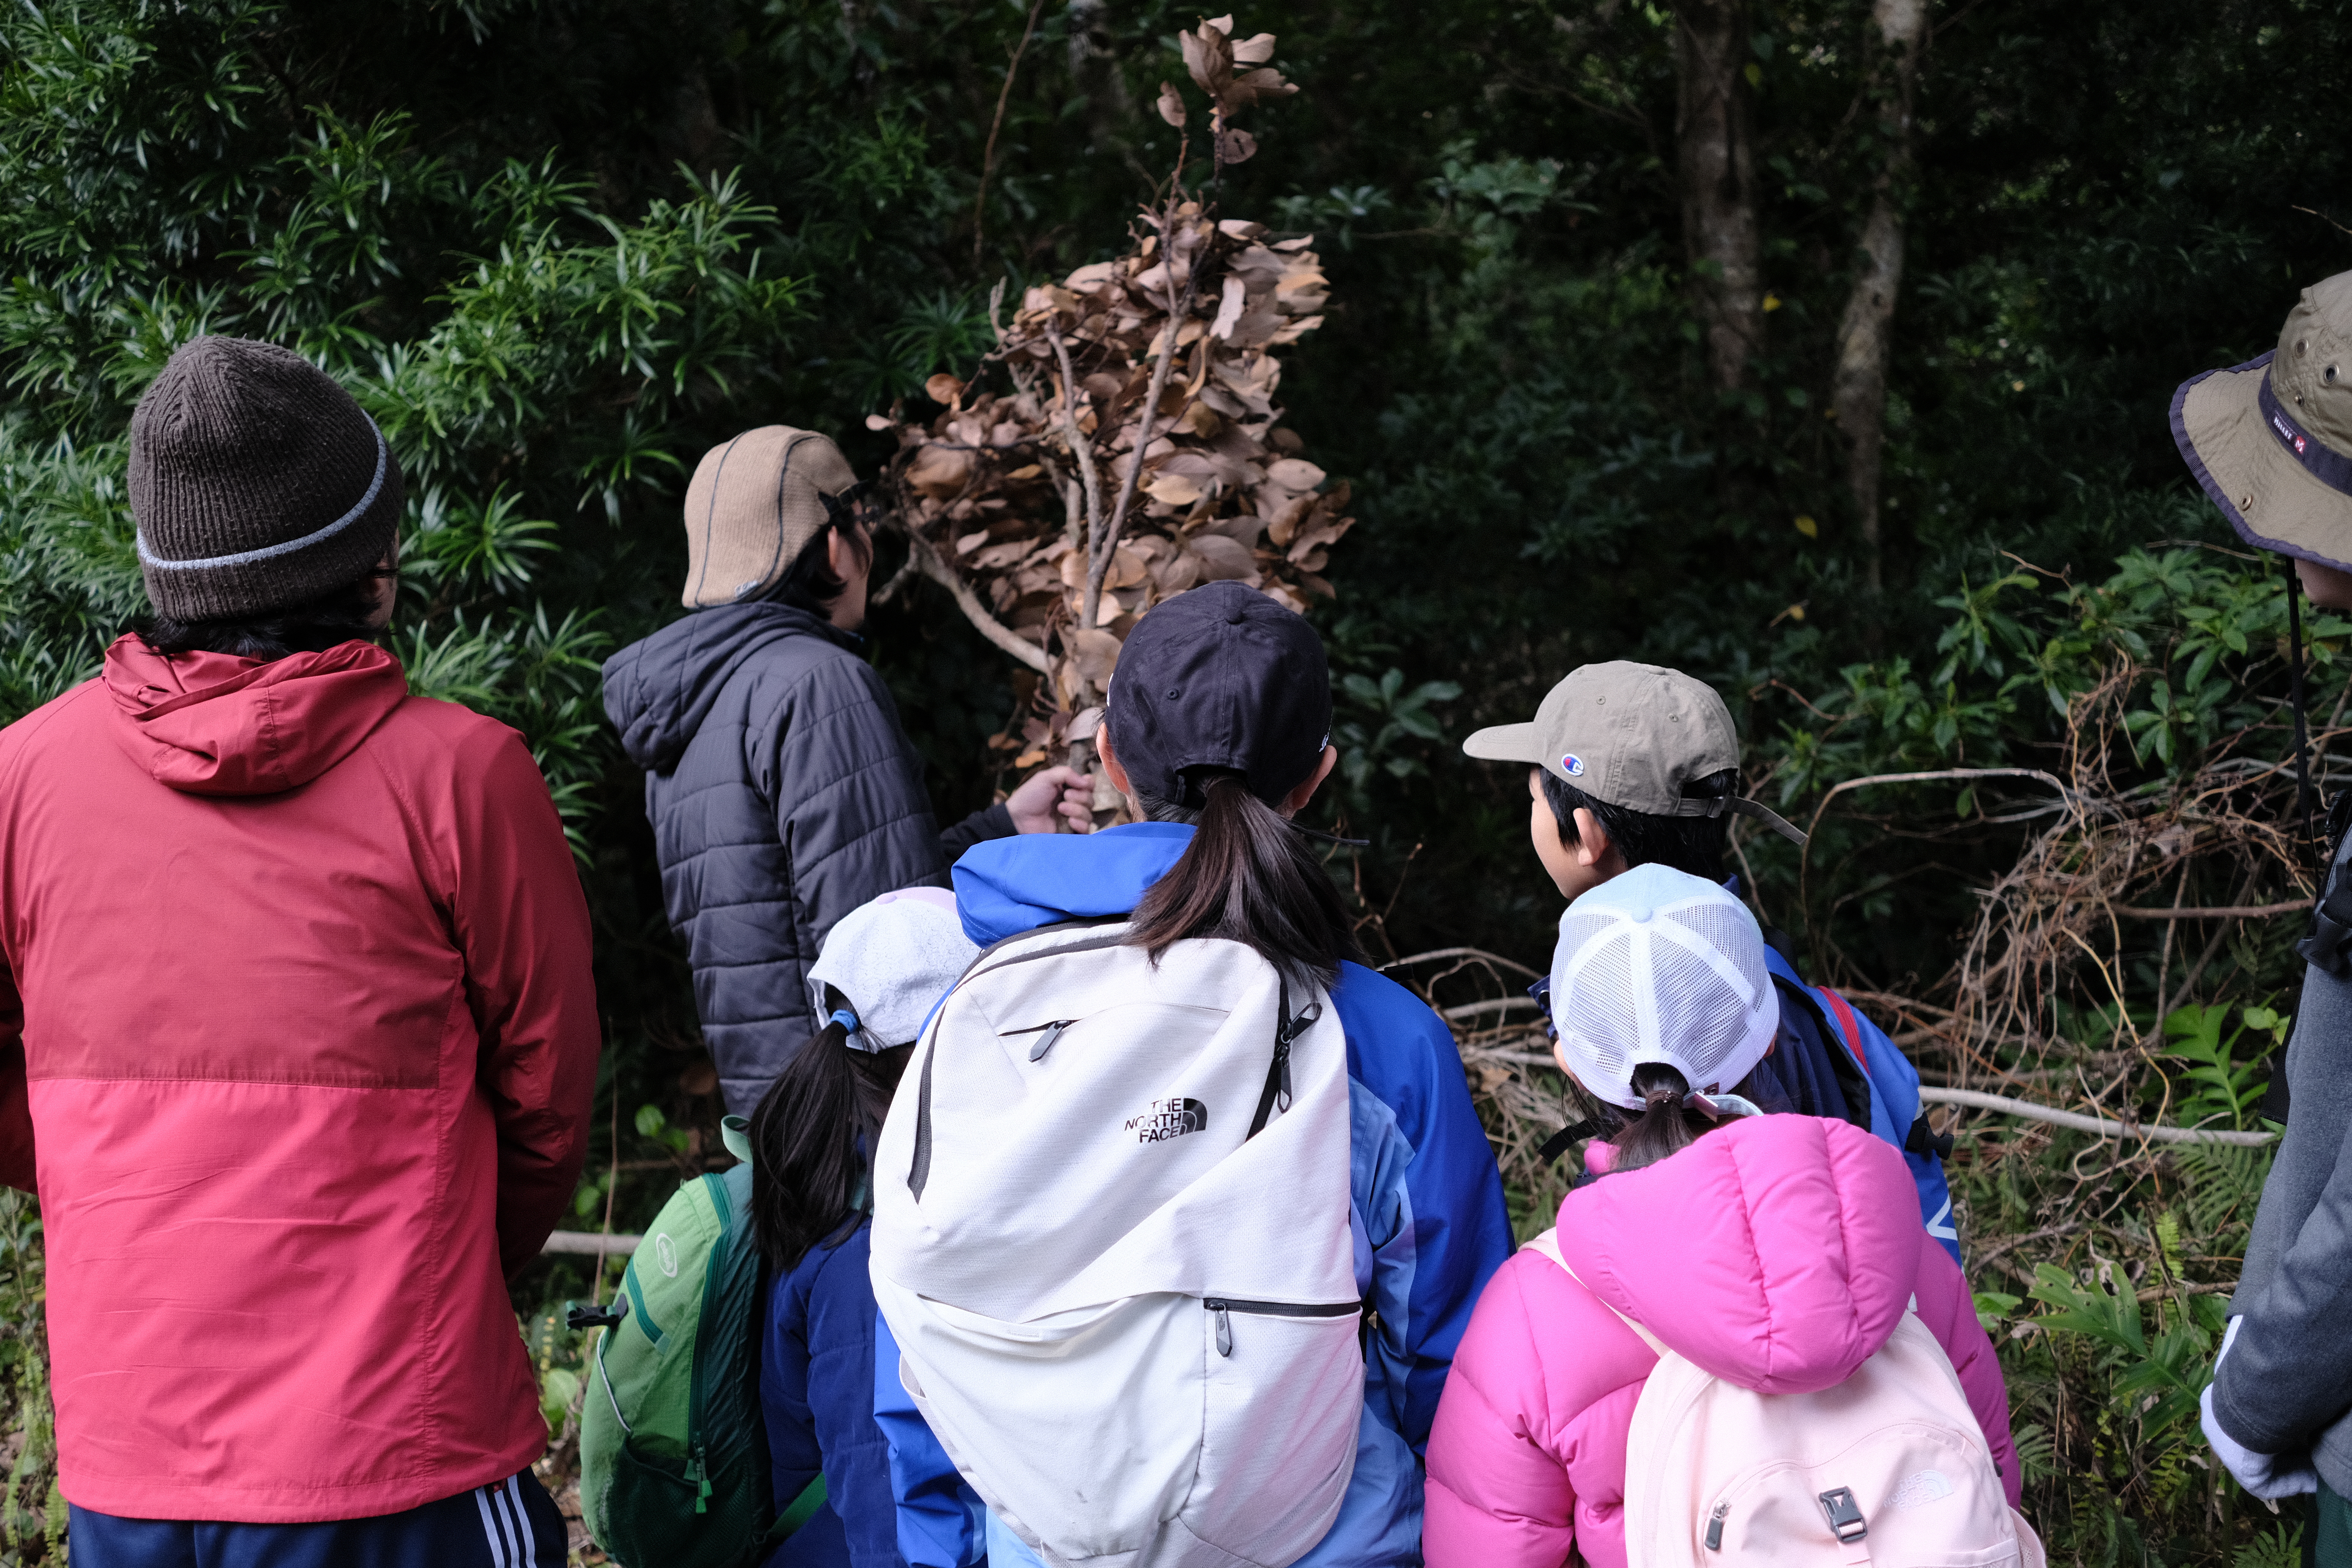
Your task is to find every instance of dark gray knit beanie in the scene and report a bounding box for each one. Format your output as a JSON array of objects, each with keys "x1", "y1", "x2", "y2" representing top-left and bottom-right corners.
[{"x1": 129, "y1": 336, "x2": 404, "y2": 622}]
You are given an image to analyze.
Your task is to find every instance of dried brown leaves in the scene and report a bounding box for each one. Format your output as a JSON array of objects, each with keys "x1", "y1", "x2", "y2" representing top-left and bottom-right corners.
[{"x1": 876, "y1": 23, "x2": 1345, "y2": 730}]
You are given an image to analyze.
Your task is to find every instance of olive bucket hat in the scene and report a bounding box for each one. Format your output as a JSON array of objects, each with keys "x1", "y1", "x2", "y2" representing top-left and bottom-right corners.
[{"x1": 2173, "y1": 271, "x2": 2352, "y2": 571}]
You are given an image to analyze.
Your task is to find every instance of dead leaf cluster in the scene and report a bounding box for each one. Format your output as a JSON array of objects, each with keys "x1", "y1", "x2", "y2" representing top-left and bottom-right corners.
[{"x1": 874, "y1": 21, "x2": 1347, "y2": 751}]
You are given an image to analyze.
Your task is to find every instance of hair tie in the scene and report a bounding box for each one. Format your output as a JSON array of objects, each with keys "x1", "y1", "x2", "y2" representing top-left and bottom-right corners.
[
  {"x1": 827, "y1": 1008, "x2": 860, "y2": 1035},
  {"x1": 1643, "y1": 1087, "x2": 1684, "y2": 1113}
]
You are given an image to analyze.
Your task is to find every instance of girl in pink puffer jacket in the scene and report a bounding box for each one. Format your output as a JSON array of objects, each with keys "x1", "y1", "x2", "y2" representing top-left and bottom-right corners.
[{"x1": 1424, "y1": 867, "x2": 2020, "y2": 1568}]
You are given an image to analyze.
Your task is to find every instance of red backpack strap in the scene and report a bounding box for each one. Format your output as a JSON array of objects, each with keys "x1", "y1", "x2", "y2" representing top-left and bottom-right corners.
[{"x1": 1814, "y1": 986, "x2": 1871, "y2": 1075}]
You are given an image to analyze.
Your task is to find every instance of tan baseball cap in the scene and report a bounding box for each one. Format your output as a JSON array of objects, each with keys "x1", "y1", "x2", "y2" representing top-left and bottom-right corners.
[
  {"x1": 1462, "y1": 662, "x2": 1807, "y2": 845},
  {"x1": 2173, "y1": 271, "x2": 2352, "y2": 571},
  {"x1": 680, "y1": 426, "x2": 862, "y2": 609}
]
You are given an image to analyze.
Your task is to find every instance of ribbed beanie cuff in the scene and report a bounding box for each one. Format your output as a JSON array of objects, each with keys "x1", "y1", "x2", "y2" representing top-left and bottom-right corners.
[{"x1": 130, "y1": 336, "x2": 404, "y2": 622}]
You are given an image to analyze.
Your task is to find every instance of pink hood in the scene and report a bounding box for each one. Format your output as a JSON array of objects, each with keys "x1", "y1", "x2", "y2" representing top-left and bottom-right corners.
[
  {"x1": 104, "y1": 635, "x2": 407, "y2": 796},
  {"x1": 1558, "y1": 1114, "x2": 1922, "y2": 1394},
  {"x1": 1425, "y1": 1115, "x2": 2017, "y2": 1568}
]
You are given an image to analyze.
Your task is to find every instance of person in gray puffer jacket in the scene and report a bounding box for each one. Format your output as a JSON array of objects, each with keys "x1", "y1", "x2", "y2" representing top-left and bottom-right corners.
[
  {"x1": 603, "y1": 426, "x2": 1089, "y2": 1115},
  {"x1": 2173, "y1": 273, "x2": 2352, "y2": 1557}
]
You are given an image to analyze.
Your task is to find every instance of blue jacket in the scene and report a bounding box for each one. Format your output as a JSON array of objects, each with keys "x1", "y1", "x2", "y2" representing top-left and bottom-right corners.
[
  {"x1": 761, "y1": 1220, "x2": 907, "y2": 1568},
  {"x1": 876, "y1": 823, "x2": 1517, "y2": 1568}
]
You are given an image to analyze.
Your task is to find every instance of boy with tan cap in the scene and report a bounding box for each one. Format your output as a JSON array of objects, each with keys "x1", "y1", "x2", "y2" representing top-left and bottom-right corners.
[
  {"x1": 1464, "y1": 662, "x2": 1960, "y2": 1260},
  {"x1": 2173, "y1": 273, "x2": 2352, "y2": 1546},
  {"x1": 602, "y1": 427, "x2": 1090, "y2": 1115}
]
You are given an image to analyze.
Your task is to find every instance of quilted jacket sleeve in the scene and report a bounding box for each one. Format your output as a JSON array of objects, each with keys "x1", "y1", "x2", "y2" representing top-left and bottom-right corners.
[
  {"x1": 764, "y1": 656, "x2": 951, "y2": 991},
  {"x1": 1424, "y1": 1253, "x2": 1581, "y2": 1568},
  {"x1": 450, "y1": 726, "x2": 601, "y2": 1276}
]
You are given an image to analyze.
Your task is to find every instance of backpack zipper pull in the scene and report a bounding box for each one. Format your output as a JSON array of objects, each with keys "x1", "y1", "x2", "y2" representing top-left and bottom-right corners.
[
  {"x1": 1271, "y1": 1038, "x2": 1292, "y2": 1113},
  {"x1": 689, "y1": 1443, "x2": 713, "y2": 1514},
  {"x1": 1211, "y1": 1302, "x2": 1233, "y2": 1357},
  {"x1": 1705, "y1": 1502, "x2": 1729, "y2": 1550},
  {"x1": 1029, "y1": 1020, "x2": 1075, "y2": 1061}
]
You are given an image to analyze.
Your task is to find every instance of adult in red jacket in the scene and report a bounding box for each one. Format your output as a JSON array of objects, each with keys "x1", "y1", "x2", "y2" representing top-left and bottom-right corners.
[{"x1": 0, "y1": 337, "x2": 599, "y2": 1565}]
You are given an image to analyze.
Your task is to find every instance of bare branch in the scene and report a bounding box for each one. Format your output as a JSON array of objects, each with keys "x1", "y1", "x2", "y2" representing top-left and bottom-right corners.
[
  {"x1": 896, "y1": 521, "x2": 1050, "y2": 673},
  {"x1": 1083, "y1": 210, "x2": 1204, "y2": 630},
  {"x1": 1044, "y1": 320, "x2": 1106, "y2": 541}
]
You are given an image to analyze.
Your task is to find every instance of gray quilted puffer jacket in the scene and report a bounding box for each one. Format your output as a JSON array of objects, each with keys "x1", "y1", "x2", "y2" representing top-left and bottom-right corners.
[{"x1": 602, "y1": 602, "x2": 1011, "y2": 1114}]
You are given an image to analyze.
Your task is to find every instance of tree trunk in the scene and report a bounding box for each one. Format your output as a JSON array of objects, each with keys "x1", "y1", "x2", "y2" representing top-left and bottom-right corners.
[
  {"x1": 1832, "y1": 0, "x2": 1931, "y2": 611},
  {"x1": 1674, "y1": 0, "x2": 1764, "y2": 396}
]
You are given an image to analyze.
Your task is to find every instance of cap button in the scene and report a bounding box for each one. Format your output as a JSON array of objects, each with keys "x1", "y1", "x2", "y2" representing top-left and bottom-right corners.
[{"x1": 1225, "y1": 603, "x2": 1247, "y2": 625}]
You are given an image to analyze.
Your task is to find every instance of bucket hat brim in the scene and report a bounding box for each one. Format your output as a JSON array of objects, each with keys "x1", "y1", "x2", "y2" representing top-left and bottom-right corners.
[{"x1": 2173, "y1": 352, "x2": 2352, "y2": 572}]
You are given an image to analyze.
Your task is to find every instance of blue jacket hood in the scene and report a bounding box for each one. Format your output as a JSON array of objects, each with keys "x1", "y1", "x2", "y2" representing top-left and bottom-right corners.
[{"x1": 952, "y1": 821, "x2": 1193, "y2": 943}]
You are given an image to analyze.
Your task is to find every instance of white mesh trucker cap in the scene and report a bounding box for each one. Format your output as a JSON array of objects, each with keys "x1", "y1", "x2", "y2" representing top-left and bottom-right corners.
[
  {"x1": 1547, "y1": 864, "x2": 1780, "y2": 1110},
  {"x1": 808, "y1": 888, "x2": 980, "y2": 1051}
]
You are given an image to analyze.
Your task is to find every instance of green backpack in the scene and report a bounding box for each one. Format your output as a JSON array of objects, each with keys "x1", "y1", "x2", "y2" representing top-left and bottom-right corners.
[{"x1": 574, "y1": 1122, "x2": 827, "y2": 1568}]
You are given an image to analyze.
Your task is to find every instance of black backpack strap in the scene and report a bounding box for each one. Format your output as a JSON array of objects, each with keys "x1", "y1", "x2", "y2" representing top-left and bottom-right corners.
[
  {"x1": 1536, "y1": 1119, "x2": 1602, "y2": 1167},
  {"x1": 1248, "y1": 974, "x2": 1323, "y2": 1139},
  {"x1": 2299, "y1": 814, "x2": 2352, "y2": 977}
]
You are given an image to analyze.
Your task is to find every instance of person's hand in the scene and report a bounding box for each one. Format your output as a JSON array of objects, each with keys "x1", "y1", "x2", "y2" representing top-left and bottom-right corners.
[
  {"x1": 2201, "y1": 1384, "x2": 2318, "y2": 1499},
  {"x1": 1006, "y1": 766, "x2": 1095, "y2": 834},
  {"x1": 2202, "y1": 1319, "x2": 2318, "y2": 1500}
]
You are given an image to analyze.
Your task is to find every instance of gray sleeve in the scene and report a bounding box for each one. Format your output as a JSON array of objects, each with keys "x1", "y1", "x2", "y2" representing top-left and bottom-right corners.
[
  {"x1": 938, "y1": 802, "x2": 1015, "y2": 863},
  {"x1": 2216, "y1": 963, "x2": 2352, "y2": 1452}
]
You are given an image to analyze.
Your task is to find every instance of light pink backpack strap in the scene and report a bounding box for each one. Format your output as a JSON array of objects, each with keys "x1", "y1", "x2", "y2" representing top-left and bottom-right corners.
[{"x1": 1520, "y1": 1230, "x2": 1667, "y2": 1357}]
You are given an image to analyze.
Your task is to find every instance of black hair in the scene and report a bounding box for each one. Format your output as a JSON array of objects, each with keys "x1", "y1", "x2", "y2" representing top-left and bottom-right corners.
[
  {"x1": 1543, "y1": 767, "x2": 1741, "y2": 882},
  {"x1": 763, "y1": 498, "x2": 873, "y2": 617},
  {"x1": 1129, "y1": 769, "x2": 1363, "y2": 986},
  {"x1": 138, "y1": 565, "x2": 393, "y2": 660},
  {"x1": 1563, "y1": 1059, "x2": 1788, "y2": 1176},
  {"x1": 747, "y1": 1006, "x2": 913, "y2": 1271}
]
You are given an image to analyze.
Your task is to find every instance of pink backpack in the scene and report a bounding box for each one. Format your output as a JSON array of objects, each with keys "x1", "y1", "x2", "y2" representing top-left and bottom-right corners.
[{"x1": 1524, "y1": 1231, "x2": 2043, "y2": 1566}]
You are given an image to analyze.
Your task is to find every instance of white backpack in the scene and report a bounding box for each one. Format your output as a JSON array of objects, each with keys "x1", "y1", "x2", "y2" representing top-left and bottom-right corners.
[
  {"x1": 1524, "y1": 1231, "x2": 2043, "y2": 1567},
  {"x1": 870, "y1": 919, "x2": 1362, "y2": 1568}
]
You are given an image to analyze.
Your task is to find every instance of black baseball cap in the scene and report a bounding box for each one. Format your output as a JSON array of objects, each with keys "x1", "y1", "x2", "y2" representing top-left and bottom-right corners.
[{"x1": 1105, "y1": 581, "x2": 1332, "y2": 807}]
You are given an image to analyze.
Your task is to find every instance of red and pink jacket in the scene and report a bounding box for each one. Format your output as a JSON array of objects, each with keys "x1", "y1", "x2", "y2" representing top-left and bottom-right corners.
[
  {"x1": 0, "y1": 637, "x2": 599, "y2": 1522},
  {"x1": 1424, "y1": 1115, "x2": 2019, "y2": 1568}
]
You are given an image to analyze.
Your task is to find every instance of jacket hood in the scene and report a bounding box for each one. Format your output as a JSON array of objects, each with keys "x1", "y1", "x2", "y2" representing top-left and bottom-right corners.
[
  {"x1": 601, "y1": 602, "x2": 853, "y2": 772},
  {"x1": 103, "y1": 634, "x2": 408, "y2": 797},
  {"x1": 950, "y1": 822, "x2": 1194, "y2": 944},
  {"x1": 1557, "y1": 1114, "x2": 1921, "y2": 1395}
]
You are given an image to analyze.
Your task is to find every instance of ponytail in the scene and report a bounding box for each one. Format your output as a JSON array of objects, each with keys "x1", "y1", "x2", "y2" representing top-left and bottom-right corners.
[
  {"x1": 1607, "y1": 1063, "x2": 1729, "y2": 1174},
  {"x1": 747, "y1": 1008, "x2": 911, "y2": 1271},
  {"x1": 1127, "y1": 771, "x2": 1362, "y2": 985}
]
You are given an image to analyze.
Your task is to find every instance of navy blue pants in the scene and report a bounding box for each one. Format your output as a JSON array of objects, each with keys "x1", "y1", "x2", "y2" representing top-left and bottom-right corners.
[{"x1": 67, "y1": 1470, "x2": 565, "y2": 1568}]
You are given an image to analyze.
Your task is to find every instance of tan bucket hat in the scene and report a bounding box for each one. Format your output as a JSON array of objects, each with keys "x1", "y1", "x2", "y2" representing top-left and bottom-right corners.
[
  {"x1": 1462, "y1": 661, "x2": 1807, "y2": 845},
  {"x1": 2173, "y1": 272, "x2": 2352, "y2": 571},
  {"x1": 680, "y1": 426, "x2": 863, "y2": 609}
]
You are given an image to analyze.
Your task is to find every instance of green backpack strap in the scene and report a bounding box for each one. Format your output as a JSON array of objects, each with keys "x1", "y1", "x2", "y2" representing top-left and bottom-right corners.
[
  {"x1": 721, "y1": 1114, "x2": 754, "y2": 1165},
  {"x1": 769, "y1": 1475, "x2": 827, "y2": 1540}
]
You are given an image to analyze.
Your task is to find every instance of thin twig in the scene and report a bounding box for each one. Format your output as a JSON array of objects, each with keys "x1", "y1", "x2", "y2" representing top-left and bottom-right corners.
[
  {"x1": 1082, "y1": 205, "x2": 1204, "y2": 631},
  {"x1": 1382, "y1": 946, "x2": 1543, "y2": 980},
  {"x1": 971, "y1": 0, "x2": 1049, "y2": 268},
  {"x1": 1045, "y1": 321, "x2": 1106, "y2": 539}
]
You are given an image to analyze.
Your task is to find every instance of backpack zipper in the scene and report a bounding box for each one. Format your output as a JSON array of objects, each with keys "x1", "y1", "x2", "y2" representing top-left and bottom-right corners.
[
  {"x1": 1202, "y1": 1297, "x2": 1363, "y2": 1358},
  {"x1": 1004, "y1": 1019, "x2": 1078, "y2": 1061},
  {"x1": 1705, "y1": 1501, "x2": 1729, "y2": 1550}
]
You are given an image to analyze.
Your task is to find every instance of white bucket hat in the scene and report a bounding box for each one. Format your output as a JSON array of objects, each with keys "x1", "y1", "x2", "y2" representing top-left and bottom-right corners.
[
  {"x1": 808, "y1": 888, "x2": 979, "y2": 1051},
  {"x1": 1548, "y1": 864, "x2": 1779, "y2": 1110}
]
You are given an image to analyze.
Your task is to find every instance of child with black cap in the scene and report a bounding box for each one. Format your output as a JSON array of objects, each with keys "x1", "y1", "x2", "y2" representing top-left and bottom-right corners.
[{"x1": 870, "y1": 580, "x2": 1514, "y2": 1568}]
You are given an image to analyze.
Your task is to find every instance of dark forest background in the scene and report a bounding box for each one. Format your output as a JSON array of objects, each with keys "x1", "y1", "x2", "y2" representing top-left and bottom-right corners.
[{"x1": 6, "y1": 2, "x2": 2352, "y2": 1559}]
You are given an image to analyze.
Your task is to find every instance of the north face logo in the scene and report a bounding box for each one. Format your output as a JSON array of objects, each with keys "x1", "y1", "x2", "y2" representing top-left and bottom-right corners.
[{"x1": 1126, "y1": 1097, "x2": 1208, "y2": 1143}]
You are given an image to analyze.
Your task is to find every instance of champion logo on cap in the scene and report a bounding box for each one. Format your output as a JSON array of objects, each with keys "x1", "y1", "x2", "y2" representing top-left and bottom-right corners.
[{"x1": 1561, "y1": 753, "x2": 1586, "y2": 777}]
